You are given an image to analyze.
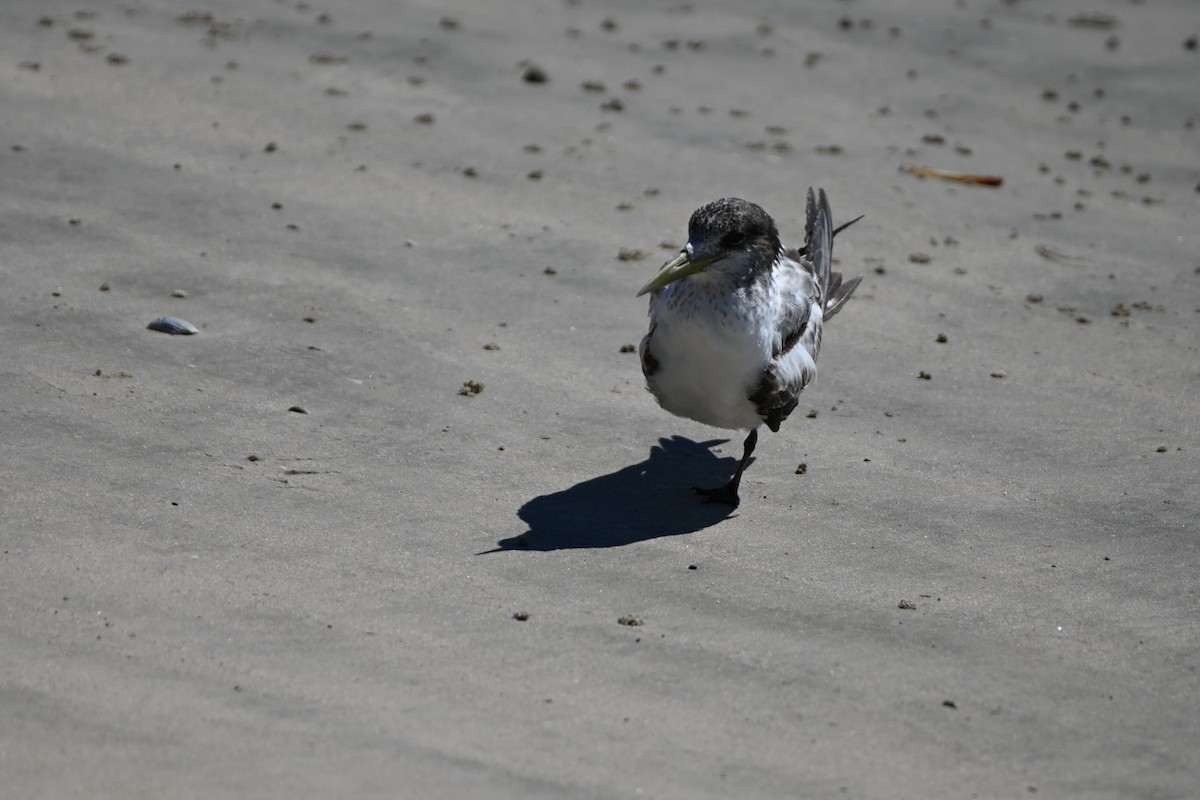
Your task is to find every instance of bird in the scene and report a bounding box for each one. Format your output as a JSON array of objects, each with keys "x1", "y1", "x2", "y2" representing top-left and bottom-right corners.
[{"x1": 636, "y1": 188, "x2": 862, "y2": 507}]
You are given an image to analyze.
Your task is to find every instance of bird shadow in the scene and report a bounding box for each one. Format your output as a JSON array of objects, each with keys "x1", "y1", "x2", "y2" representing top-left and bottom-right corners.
[{"x1": 480, "y1": 436, "x2": 748, "y2": 553}]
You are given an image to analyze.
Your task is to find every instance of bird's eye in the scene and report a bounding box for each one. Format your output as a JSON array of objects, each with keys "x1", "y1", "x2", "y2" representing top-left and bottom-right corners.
[{"x1": 724, "y1": 232, "x2": 747, "y2": 247}]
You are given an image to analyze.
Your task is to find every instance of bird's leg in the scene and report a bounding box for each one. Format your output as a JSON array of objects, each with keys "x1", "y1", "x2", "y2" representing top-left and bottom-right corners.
[{"x1": 693, "y1": 428, "x2": 757, "y2": 508}]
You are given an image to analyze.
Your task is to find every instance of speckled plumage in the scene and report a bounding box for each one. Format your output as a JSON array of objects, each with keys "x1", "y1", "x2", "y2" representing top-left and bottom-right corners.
[{"x1": 637, "y1": 189, "x2": 861, "y2": 506}]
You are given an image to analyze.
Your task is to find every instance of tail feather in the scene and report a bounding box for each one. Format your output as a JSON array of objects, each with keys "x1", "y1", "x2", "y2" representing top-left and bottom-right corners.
[
  {"x1": 805, "y1": 188, "x2": 833, "y2": 305},
  {"x1": 802, "y1": 187, "x2": 863, "y2": 321},
  {"x1": 824, "y1": 274, "x2": 862, "y2": 321}
]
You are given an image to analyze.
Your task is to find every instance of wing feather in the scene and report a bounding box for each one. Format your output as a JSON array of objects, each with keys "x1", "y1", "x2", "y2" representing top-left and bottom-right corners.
[{"x1": 748, "y1": 188, "x2": 847, "y2": 432}]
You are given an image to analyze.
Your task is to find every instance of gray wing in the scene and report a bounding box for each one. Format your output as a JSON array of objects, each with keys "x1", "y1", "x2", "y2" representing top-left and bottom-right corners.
[
  {"x1": 748, "y1": 306, "x2": 813, "y2": 432},
  {"x1": 751, "y1": 188, "x2": 858, "y2": 432}
]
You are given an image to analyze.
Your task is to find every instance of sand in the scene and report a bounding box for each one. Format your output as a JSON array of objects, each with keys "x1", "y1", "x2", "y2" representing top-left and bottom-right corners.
[{"x1": 3, "y1": 0, "x2": 1198, "y2": 797}]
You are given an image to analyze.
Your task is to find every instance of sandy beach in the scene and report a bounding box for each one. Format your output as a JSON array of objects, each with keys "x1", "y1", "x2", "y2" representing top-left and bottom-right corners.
[{"x1": 3, "y1": 0, "x2": 1198, "y2": 797}]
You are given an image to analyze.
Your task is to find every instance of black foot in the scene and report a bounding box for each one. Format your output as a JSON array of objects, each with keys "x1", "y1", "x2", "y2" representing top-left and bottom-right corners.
[{"x1": 692, "y1": 484, "x2": 741, "y2": 508}]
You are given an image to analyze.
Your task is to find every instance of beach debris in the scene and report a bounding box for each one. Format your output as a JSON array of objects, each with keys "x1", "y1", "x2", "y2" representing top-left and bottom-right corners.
[
  {"x1": 288, "y1": 405, "x2": 308, "y2": 414},
  {"x1": 617, "y1": 615, "x2": 644, "y2": 627},
  {"x1": 513, "y1": 611, "x2": 530, "y2": 621},
  {"x1": 458, "y1": 380, "x2": 484, "y2": 396},
  {"x1": 901, "y1": 163, "x2": 1003, "y2": 186},
  {"x1": 1035, "y1": 244, "x2": 1088, "y2": 264},
  {"x1": 898, "y1": 599, "x2": 917, "y2": 610},
  {"x1": 522, "y1": 64, "x2": 547, "y2": 83},
  {"x1": 146, "y1": 316, "x2": 198, "y2": 335},
  {"x1": 1068, "y1": 13, "x2": 1118, "y2": 29},
  {"x1": 309, "y1": 53, "x2": 348, "y2": 65}
]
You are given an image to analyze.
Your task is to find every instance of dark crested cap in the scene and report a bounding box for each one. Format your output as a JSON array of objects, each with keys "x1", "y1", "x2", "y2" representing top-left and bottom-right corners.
[{"x1": 688, "y1": 197, "x2": 780, "y2": 253}]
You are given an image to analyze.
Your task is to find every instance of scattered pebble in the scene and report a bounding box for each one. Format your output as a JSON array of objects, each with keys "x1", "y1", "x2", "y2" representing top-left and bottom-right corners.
[
  {"x1": 458, "y1": 380, "x2": 484, "y2": 396},
  {"x1": 898, "y1": 599, "x2": 917, "y2": 610},
  {"x1": 171, "y1": 289, "x2": 187, "y2": 298},
  {"x1": 146, "y1": 316, "x2": 198, "y2": 335},
  {"x1": 617, "y1": 615, "x2": 644, "y2": 627},
  {"x1": 1068, "y1": 13, "x2": 1119, "y2": 29},
  {"x1": 288, "y1": 405, "x2": 308, "y2": 414},
  {"x1": 795, "y1": 462, "x2": 808, "y2": 475},
  {"x1": 909, "y1": 253, "x2": 931, "y2": 264},
  {"x1": 619, "y1": 344, "x2": 636, "y2": 353},
  {"x1": 513, "y1": 611, "x2": 530, "y2": 621},
  {"x1": 918, "y1": 371, "x2": 932, "y2": 380},
  {"x1": 617, "y1": 248, "x2": 646, "y2": 261},
  {"x1": 522, "y1": 64, "x2": 547, "y2": 83}
]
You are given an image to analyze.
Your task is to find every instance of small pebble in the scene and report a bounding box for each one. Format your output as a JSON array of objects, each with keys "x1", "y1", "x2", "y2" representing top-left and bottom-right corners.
[
  {"x1": 146, "y1": 316, "x2": 198, "y2": 335},
  {"x1": 171, "y1": 289, "x2": 187, "y2": 298}
]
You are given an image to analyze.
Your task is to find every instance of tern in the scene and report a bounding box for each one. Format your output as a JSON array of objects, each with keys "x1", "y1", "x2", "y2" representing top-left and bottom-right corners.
[{"x1": 636, "y1": 188, "x2": 862, "y2": 507}]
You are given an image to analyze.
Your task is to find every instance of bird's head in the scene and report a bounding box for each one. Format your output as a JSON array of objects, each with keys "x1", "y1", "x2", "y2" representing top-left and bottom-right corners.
[{"x1": 637, "y1": 198, "x2": 780, "y2": 296}]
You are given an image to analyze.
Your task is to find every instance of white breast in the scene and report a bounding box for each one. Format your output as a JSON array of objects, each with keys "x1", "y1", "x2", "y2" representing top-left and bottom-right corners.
[{"x1": 642, "y1": 279, "x2": 774, "y2": 431}]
